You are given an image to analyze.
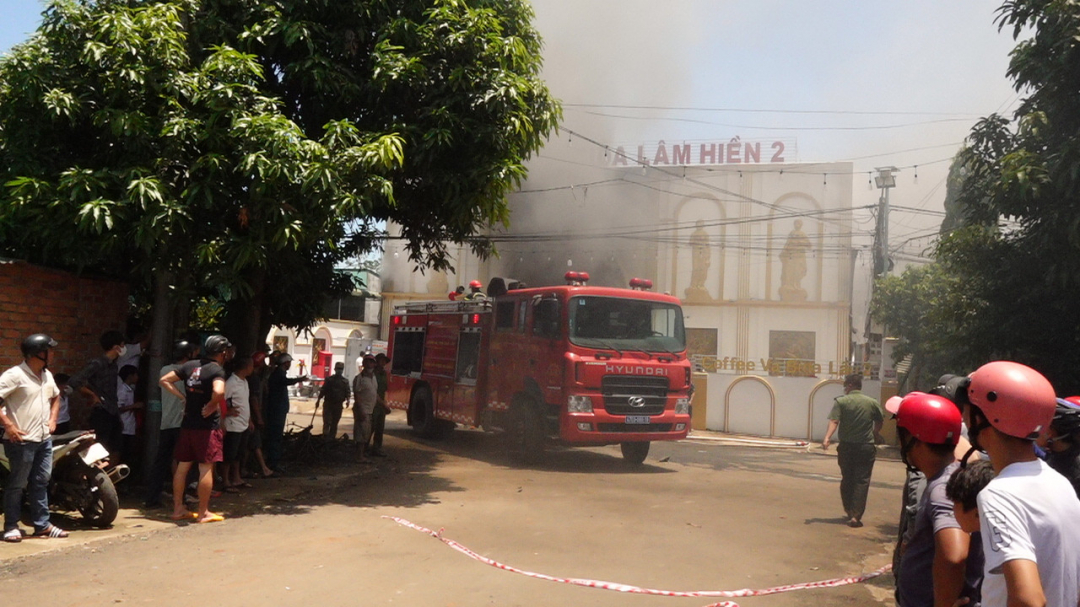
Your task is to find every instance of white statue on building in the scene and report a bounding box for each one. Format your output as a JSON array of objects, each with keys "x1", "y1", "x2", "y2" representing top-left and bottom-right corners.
[
  {"x1": 684, "y1": 220, "x2": 712, "y2": 302},
  {"x1": 779, "y1": 220, "x2": 811, "y2": 302}
]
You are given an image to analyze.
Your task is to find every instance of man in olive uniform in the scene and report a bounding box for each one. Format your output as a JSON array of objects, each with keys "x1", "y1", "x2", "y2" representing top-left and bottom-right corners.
[
  {"x1": 822, "y1": 373, "x2": 884, "y2": 527},
  {"x1": 315, "y1": 362, "x2": 350, "y2": 439}
]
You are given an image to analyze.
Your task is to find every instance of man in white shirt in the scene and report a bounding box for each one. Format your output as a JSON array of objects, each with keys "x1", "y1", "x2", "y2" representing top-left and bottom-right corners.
[
  {"x1": 351, "y1": 356, "x2": 378, "y2": 455},
  {"x1": 0, "y1": 334, "x2": 66, "y2": 542},
  {"x1": 223, "y1": 357, "x2": 254, "y2": 491},
  {"x1": 964, "y1": 361, "x2": 1080, "y2": 607}
]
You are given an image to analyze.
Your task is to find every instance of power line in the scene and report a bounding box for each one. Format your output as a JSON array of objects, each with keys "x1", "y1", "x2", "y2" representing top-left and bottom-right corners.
[
  {"x1": 562, "y1": 103, "x2": 981, "y2": 118},
  {"x1": 579, "y1": 109, "x2": 976, "y2": 132}
]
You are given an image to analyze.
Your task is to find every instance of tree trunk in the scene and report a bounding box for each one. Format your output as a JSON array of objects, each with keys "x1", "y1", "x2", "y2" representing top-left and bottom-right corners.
[
  {"x1": 143, "y1": 271, "x2": 175, "y2": 474},
  {"x1": 224, "y1": 267, "x2": 267, "y2": 357}
]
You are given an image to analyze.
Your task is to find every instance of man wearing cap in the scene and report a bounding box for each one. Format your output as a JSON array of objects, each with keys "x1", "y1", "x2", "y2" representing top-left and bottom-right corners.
[
  {"x1": 159, "y1": 334, "x2": 232, "y2": 523},
  {"x1": 316, "y1": 362, "x2": 350, "y2": 439},
  {"x1": 822, "y1": 373, "x2": 884, "y2": 528},
  {"x1": 0, "y1": 334, "x2": 67, "y2": 542}
]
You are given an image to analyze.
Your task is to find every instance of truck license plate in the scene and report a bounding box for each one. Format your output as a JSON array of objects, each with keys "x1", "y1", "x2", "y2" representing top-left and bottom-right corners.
[{"x1": 625, "y1": 415, "x2": 651, "y2": 425}]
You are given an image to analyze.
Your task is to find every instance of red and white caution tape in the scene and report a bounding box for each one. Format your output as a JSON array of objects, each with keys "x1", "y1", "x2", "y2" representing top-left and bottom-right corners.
[{"x1": 384, "y1": 515, "x2": 890, "y2": 606}]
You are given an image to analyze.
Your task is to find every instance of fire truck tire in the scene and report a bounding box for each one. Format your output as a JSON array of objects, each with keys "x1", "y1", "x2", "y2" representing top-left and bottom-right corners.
[
  {"x1": 410, "y1": 387, "x2": 440, "y2": 439},
  {"x1": 620, "y1": 441, "x2": 650, "y2": 465},
  {"x1": 508, "y1": 401, "x2": 545, "y2": 464}
]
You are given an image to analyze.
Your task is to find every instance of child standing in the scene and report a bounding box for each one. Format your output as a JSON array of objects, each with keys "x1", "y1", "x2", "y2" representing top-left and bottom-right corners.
[
  {"x1": 52, "y1": 373, "x2": 72, "y2": 436},
  {"x1": 117, "y1": 365, "x2": 142, "y2": 468}
]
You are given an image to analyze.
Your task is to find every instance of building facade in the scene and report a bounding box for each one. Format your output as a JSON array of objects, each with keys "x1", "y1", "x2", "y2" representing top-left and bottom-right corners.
[{"x1": 381, "y1": 138, "x2": 875, "y2": 440}]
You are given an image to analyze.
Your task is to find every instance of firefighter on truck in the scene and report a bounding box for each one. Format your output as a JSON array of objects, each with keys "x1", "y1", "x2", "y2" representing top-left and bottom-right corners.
[{"x1": 385, "y1": 273, "x2": 693, "y2": 464}]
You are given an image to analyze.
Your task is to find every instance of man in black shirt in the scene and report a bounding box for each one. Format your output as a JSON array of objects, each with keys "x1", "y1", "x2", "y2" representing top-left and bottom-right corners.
[
  {"x1": 159, "y1": 334, "x2": 231, "y2": 524},
  {"x1": 70, "y1": 330, "x2": 126, "y2": 456}
]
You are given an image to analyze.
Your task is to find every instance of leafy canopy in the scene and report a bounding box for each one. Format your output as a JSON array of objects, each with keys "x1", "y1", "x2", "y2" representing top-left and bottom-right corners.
[
  {"x1": 0, "y1": 0, "x2": 560, "y2": 333},
  {"x1": 873, "y1": 0, "x2": 1080, "y2": 392}
]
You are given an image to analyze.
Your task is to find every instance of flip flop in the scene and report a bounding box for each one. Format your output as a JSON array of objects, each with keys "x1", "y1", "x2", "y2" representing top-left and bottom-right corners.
[
  {"x1": 3, "y1": 528, "x2": 22, "y2": 543},
  {"x1": 197, "y1": 513, "x2": 225, "y2": 524},
  {"x1": 237, "y1": 482, "x2": 253, "y2": 489},
  {"x1": 170, "y1": 512, "x2": 197, "y2": 521},
  {"x1": 33, "y1": 525, "x2": 69, "y2": 538},
  {"x1": 223, "y1": 486, "x2": 241, "y2": 494}
]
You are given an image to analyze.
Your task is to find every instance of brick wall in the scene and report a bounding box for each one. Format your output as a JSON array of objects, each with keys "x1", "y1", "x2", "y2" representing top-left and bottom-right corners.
[{"x1": 0, "y1": 259, "x2": 129, "y2": 375}]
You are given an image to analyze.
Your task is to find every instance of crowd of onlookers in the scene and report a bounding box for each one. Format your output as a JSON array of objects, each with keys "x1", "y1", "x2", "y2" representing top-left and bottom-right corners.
[
  {"x1": 6, "y1": 328, "x2": 1080, "y2": 606},
  {"x1": 825, "y1": 366, "x2": 1080, "y2": 607},
  {"x1": 1, "y1": 330, "x2": 390, "y2": 537}
]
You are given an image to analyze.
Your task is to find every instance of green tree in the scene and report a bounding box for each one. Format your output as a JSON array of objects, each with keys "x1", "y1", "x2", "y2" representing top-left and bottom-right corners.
[
  {"x1": 0, "y1": 0, "x2": 560, "y2": 356},
  {"x1": 874, "y1": 0, "x2": 1080, "y2": 393}
]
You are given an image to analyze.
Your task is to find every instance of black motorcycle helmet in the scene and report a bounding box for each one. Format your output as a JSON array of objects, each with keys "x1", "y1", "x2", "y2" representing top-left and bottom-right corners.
[
  {"x1": 172, "y1": 339, "x2": 199, "y2": 362},
  {"x1": 20, "y1": 333, "x2": 58, "y2": 358},
  {"x1": 203, "y1": 334, "x2": 232, "y2": 355}
]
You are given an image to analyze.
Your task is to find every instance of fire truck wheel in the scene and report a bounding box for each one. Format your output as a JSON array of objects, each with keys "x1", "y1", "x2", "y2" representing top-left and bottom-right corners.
[
  {"x1": 620, "y1": 441, "x2": 650, "y2": 465},
  {"x1": 507, "y1": 401, "x2": 545, "y2": 464},
  {"x1": 410, "y1": 387, "x2": 440, "y2": 439}
]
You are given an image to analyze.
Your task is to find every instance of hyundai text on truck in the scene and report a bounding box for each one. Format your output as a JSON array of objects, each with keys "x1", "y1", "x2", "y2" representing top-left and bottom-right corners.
[{"x1": 385, "y1": 273, "x2": 693, "y2": 464}]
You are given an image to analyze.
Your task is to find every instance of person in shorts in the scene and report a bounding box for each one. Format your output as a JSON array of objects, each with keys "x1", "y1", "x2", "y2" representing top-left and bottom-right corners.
[
  {"x1": 159, "y1": 335, "x2": 231, "y2": 524},
  {"x1": 223, "y1": 357, "x2": 254, "y2": 491}
]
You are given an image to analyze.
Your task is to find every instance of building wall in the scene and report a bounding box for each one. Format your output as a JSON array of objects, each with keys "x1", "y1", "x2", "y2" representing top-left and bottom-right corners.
[
  {"x1": 0, "y1": 259, "x2": 129, "y2": 374},
  {"x1": 694, "y1": 372, "x2": 884, "y2": 441},
  {"x1": 378, "y1": 146, "x2": 859, "y2": 440}
]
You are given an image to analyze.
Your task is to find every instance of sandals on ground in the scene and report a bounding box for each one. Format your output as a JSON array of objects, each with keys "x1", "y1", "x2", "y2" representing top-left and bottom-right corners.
[
  {"x1": 3, "y1": 528, "x2": 23, "y2": 543},
  {"x1": 33, "y1": 525, "x2": 68, "y2": 538}
]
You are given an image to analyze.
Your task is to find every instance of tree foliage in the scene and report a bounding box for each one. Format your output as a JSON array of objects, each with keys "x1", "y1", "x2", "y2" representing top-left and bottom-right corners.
[
  {"x1": 874, "y1": 0, "x2": 1080, "y2": 393},
  {"x1": 0, "y1": 0, "x2": 560, "y2": 347}
]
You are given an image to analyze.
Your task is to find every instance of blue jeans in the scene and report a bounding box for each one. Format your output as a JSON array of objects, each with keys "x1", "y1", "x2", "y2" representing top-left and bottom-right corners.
[{"x1": 4, "y1": 438, "x2": 53, "y2": 532}]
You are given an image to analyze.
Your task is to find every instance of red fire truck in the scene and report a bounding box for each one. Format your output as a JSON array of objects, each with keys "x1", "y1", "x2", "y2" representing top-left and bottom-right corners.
[{"x1": 385, "y1": 272, "x2": 692, "y2": 464}]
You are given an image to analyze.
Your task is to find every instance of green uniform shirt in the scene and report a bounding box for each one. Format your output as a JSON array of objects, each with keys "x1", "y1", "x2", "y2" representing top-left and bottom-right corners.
[{"x1": 827, "y1": 390, "x2": 883, "y2": 444}]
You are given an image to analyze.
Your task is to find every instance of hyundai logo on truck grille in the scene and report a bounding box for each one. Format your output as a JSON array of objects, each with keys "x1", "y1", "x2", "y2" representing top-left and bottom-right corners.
[{"x1": 628, "y1": 396, "x2": 646, "y2": 408}]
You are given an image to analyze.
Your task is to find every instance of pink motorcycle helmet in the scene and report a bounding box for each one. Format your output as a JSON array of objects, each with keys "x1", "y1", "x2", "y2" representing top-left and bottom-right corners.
[{"x1": 966, "y1": 361, "x2": 1056, "y2": 440}]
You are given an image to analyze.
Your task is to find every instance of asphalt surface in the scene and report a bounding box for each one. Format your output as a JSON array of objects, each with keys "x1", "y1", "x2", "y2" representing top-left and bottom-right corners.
[{"x1": 0, "y1": 406, "x2": 906, "y2": 607}]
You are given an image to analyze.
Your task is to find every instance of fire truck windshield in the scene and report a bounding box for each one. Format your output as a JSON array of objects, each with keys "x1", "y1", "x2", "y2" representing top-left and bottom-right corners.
[{"x1": 568, "y1": 296, "x2": 685, "y2": 352}]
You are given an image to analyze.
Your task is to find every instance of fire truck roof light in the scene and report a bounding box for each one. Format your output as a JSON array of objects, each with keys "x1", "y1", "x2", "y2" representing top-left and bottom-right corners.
[{"x1": 565, "y1": 271, "x2": 590, "y2": 286}]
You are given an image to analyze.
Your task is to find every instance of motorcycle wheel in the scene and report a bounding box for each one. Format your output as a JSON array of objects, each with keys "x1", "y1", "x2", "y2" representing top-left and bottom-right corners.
[{"x1": 79, "y1": 469, "x2": 119, "y2": 528}]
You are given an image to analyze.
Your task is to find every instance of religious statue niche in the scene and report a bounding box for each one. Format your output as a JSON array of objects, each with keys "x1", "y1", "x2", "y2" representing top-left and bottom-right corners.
[
  {"x1": 426, "y1": 268, "x2": 450, "y2": 295},
  {"x1": 684, "y1": 220, "x2": 713, "y2": 303},
  {"x1": 778, "y1": 219, "x2": 811, "y2": 302}
]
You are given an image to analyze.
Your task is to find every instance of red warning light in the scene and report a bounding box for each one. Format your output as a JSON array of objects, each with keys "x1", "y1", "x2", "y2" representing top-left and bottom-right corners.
[
  {"x1": 392, "y1": 316, "x2": 401, "y2": 325},
  {"x1": 471, "y1": 314, "x2": 481, "y2": 325}
]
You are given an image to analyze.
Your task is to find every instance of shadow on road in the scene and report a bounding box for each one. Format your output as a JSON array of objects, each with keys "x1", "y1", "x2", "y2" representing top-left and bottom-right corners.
[{"x1": 383, "y1": 424, "x2": 676, "y2": 475}]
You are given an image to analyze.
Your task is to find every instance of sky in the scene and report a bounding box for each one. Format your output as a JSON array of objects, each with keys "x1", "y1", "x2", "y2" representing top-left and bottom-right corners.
[
  {"x1": 1, "y1": 0, "x2": 1021, "y2": 260},
  {"x1": 525, "y1": 0, "x2": 1019, "y2": 261}
]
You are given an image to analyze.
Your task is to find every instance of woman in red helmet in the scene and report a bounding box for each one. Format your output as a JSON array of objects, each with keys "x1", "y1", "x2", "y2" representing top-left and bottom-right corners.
[
  {"x1": 893, "y1": 392, "x2": 983, "y2": 607},
  {"x1": 963, "y1": 361, "x2": 1080, "y2": 607}
]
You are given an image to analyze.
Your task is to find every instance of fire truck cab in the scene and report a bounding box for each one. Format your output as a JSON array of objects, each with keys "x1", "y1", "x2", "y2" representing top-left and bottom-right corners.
[{"x1": 385, "y1": 273, "x2": 692, "y2": 464}]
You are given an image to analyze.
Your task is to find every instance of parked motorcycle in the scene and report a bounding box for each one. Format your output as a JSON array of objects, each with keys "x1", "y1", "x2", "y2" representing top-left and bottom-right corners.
[{"x1": 0, "y1": 431, "x2": 129, "y2": 528}]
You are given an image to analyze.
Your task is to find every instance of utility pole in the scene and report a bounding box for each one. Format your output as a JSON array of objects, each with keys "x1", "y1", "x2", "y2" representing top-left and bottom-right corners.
[
  {"x1": 874, "y1": 167, "x2": 898, "y2": 277},
  {"x1": 867, "y1": 166, "x2": 898, "y2": 386}
]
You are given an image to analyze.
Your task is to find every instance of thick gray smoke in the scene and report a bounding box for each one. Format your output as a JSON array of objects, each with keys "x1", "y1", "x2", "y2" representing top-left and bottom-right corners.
[{"x1": 499, "y1": 1, "x2": 710, "y2": 289}]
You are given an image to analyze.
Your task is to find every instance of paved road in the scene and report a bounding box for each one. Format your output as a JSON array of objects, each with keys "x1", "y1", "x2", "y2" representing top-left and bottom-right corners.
[{"x1": 0, "y1": 411, "x2": 905, "y2": 607}]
